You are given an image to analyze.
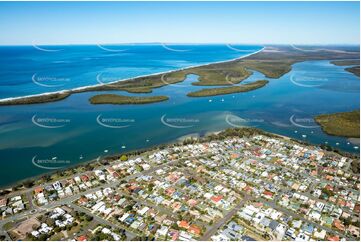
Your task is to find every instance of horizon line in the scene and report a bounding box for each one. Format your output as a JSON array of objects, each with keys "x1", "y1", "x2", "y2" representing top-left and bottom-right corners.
[{"x1": 0, "y1": 42, "x2": 360, "y2": 47}]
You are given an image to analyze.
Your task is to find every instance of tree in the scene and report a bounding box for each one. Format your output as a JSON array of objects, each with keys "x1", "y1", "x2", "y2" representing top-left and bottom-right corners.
[
  {"x1": 120, "y1": 155, "x2": 128, "y2": 161},
  {"x1": 22, "y1": 180, "x2": 35, "y2": 188},
  {"x1": 124, "y1": 205, "x2": 133, "y2": 212},
  {"x1": 38, "y1": 234, "x2": 48, "y2": 241},
  {"x1": 32, "y1": 224, "x2": 39, "y2": 230},
  {"x1": 41, "y1": 175, "x2": 51, "y2": 182},
  {"x1": 321, "y1": 188, "x2": 334, "y2": 197}
]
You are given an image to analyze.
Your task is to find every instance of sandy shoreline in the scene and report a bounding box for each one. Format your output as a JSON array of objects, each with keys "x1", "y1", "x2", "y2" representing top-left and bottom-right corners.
[
  {"x1": 0, "y1": 47, "x2": 265, "y2": 103},
  {"x1": 348, "y1": 137, "x2": 360, "y2": 145}
]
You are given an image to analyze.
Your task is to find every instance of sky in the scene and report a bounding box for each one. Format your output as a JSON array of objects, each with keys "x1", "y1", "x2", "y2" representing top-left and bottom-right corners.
[{"x1": 0, "y1": 1, "x2": 359, "y2": 45}]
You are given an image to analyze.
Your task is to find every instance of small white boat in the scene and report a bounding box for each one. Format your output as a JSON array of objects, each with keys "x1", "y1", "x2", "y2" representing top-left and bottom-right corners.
[
  {"x1": 104, "y1": 149, "x2": 108, "y2": 153},
  {"x1": 302, "y1": 134, "x2": 307, "y2": 138}
]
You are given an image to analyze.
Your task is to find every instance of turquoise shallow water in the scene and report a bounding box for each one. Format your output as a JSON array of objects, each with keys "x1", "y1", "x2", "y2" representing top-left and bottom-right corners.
[{"x1": 0, "y1": 45, "x2": 359, "y2": 187}]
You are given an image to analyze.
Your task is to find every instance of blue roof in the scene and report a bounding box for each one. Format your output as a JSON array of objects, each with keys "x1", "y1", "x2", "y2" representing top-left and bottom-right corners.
[{"x1": 241, "y1": 235, "x2": 256, "y2": 241}]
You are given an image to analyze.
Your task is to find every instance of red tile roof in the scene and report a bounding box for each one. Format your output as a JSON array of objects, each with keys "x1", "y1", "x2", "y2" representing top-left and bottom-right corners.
[
  {"x1": 333, "y1": 220, "x2": 345, "y2": 231},
  {"x1": 211, "y1": 195, "x2": 223, "y2": 203},
  {"x1": 327, "y1": 235, "x2": 340, "y2": 241},
  {"x1": 34, "y1": 187, "x2": 43, "y2": 194},
  {"x1": 178, "y1": 220, "x2": 190, "y2": 229},
  {"x1": 81, "y1": 175, "x2": 89, "y2": 182},
  {"x1": 77, "y1": 235, "x2": 87, "y2": 241},
  {"x1": 188, "y1": 225, "x2": 201, "y2": 236},
  {"x1": 263, "y1": 191, "x2": 273, "y2": 197}
]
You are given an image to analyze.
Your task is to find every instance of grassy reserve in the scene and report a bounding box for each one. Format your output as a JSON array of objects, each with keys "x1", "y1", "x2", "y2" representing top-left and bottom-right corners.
[
  {"x1": 314, "y1": 110, "x2": 360, "y2": 138},
  {"x1": 89, "y1": 94, "x2": 169, "y2": 105},
  {"x1": 187, "y1": 80, "x2": 268, "y2": 97}
]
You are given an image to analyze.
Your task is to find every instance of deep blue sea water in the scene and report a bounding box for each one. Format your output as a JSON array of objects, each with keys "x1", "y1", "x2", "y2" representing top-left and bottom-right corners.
[
  {"x1": 0, "y1": 44, "x2": 359, "y2": 187},
  {"x1": 0, "y1": 44, "x2": 261, "y2": 99}
]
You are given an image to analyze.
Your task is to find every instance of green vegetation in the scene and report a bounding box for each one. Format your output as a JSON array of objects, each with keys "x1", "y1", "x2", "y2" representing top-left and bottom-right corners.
[
  {"x1": 345, "y1": 66, "x2": 360, "y2": 77},
  {"x1": 238, "y1": 46, "x2": 359, "y2": 79},
  {"x1": 0, "y1": 92, "x2": 71, "y2": 106},
  {"x1": 89, "y1": 94, "x2": 169, "y2": 105},
  {"x1": 238, "y1": 60, "x2": 294, "y2": 78},
  {"x1": 1, "y1": 46, "x2": 359, "y2": 106},
  {"x1": 123, "y1": 87, "x2": 153, "y2": 93},
  {"x1": 80, "y1": 45, "x2": 359, "y2": 89},
  {"x1": 92, "y1": 231, "x2": 115, "y2": 241},
  {"x1": 120, "y1": 154, "x2": 128, "y2": 161},
  {"x1": 330, "y1": 59, "x2": 360, "y2": 77},
  {"x1": 351, "y1": 159, "x2": 360, "y2": 174},
  {"x1": 314, "y1": 110, "x2": 360, "y2": 138},
  {"x1": 331, "y1": 59, "x2": 360, "y2": 66},
  {"x1": 3, "y1": 221, "x2": 15, "y2": 231},
  {"x1": 187, "y1": 80, "x2": 268, "y2": 97},
  {"x1": 187, "y1": 63, "x2": 251, "y2": 85}
]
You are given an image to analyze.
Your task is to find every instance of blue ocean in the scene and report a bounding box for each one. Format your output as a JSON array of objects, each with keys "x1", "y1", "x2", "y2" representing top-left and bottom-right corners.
[
  {"x1": 0, "y1": 44, "x2": 359, "y2": 187},
  {"x1": 0, "y1": 44, "x2": 261, "y2": 99}
]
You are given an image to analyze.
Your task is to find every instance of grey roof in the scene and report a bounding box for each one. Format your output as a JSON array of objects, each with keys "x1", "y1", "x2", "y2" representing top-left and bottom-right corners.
[
  {"x1": 269, "y1": 220, "x2": 279, "y2": 231},
  {"x1": 260, "y1": 217, "x2": 271, "y2": 227}
]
